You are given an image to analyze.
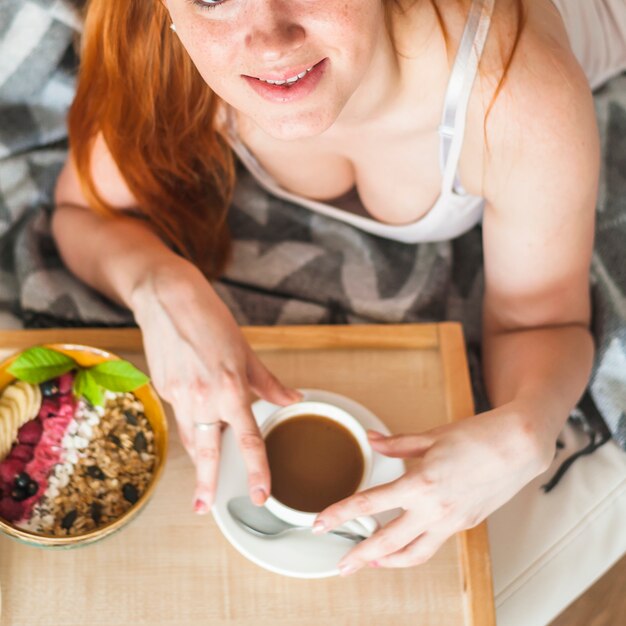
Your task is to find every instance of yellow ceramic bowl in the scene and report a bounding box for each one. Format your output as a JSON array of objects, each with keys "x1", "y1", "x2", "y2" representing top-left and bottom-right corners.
[{"x1": 0, "y1": 343, "x2": 167, "y2": 548}]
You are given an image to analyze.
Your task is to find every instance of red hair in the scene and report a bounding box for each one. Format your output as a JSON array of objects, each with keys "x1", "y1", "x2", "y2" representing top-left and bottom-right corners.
[
  {"x1": 69, "y1": 0, "x2": 233, "y2": 277},
  {"x1": 69, "y1": 0, "x2": 524, "y2": 278}
]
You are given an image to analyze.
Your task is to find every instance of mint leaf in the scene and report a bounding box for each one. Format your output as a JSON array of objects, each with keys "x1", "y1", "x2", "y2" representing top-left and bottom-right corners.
[
  {"x1": 72, "y1": 369, "x2": 89, "y2": 399},
  {"x1": 88, "y1": 360, "x2": 149, "y2": 392},
  {"x1": 73, "y1": 369, "x2": 105, "y2": 407},
  {"x1": 7, "y1": 347, "x2": 77, "y2": 384}
]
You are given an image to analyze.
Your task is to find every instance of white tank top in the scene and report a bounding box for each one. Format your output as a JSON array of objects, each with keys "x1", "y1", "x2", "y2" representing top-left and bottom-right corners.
[{"x1": 224, "y1": 0, "x2": 626, "y2": 244}]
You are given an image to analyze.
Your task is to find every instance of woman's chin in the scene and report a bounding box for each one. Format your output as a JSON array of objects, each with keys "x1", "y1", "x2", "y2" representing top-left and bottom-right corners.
[{"x1": 255, "y1": 110, "x2": 338, "y2": 141}]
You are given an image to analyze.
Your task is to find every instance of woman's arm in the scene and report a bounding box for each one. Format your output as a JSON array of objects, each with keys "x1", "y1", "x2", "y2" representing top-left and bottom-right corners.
[
  {"x1": 53, "y1": 199, "x2": 192, "y2": 313},
  {"x1": 53, "y1": 136, "x2": 299, "y2": 513},
  {"x1": 53, "y1": 134, "x2": 186, "y2": 307},
  {"x1": 480, "y1": 52, "x2": 599, "y2": 467},
  {"x1": 482, "y1": 324, "x2": 593, "y2": 460},
  {"x1": 311, "y1": 40, "x2": 601, "y2": 575}
]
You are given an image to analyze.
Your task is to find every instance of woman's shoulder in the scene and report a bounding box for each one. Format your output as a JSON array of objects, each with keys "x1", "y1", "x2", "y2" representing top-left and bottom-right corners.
[
  {"x1": 482, "y1": 0, "x2": 589, "y2": 103},
  {"x1": 457, "y1": 0, "x2": 598, "y2": 198},
  {"x1": 390, "y1": 0, "x2": 590, "y2": 126}
]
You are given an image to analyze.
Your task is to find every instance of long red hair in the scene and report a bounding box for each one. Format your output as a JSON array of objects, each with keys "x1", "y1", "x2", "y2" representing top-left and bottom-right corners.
[
  {"x1": 69, "y1": 0, "x2": 524, "y2": 278},
  {"x1": 70, "y1": 0, "x2": 233, "y2": 277}
]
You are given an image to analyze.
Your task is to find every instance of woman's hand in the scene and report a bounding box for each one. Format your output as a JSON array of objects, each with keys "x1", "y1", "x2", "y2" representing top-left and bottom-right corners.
[
  {"x1": 313, "y1": 406, "x2": 552, "y2": 575},
  {"x1": 130, "y1": 260, "x2": 301, "y2": 514}
]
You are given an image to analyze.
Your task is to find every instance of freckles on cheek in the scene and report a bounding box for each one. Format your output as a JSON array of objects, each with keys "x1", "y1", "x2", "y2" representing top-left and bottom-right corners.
[
  {"x1": 316, "y1": 4, "x2": 380, "y2": 65},
  {"x1": 180, "y1": 29, "x2": 237, "y2": 91},
  {"x1": 181, "y1": 17, "x2": 239, "y2": 61}
]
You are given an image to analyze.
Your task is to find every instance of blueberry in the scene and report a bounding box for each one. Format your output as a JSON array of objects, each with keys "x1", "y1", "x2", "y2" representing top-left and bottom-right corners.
[
  {"x1": 91, "y1": 502, "x2": 103, "y2": 525},
  {"x1": 40, "y1": 380, "x2": 60, "y2": 397},
  {"x1": 122, "y1": 483, "x2": 139, "y2": 504},
  {"x1": 26, "y1": 480, "x2": 38, "y2": 497},
  {"x1": 14, "y1": 472, "x2": 31, "y2": 489},
  {"x1": 133, "y1": 431, "x2": 147, "y2": 453},
  {"x1": 86, "y1": 465, "x2": 105, "y2": 480},
  {"x1": 61, "y1": 509, "x2": 77, "y2": 530},
  {"x1": 124, "y1": 410, "x2": 138, "y2": 426},
  {"x1": 10, "y1": 486, "x2": 28, "y2": 502}
]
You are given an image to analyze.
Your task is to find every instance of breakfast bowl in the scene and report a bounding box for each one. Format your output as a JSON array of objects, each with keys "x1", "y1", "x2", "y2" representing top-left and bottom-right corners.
[{"x1": 0, "y1": 343, "x2": 167, "y2": 548}]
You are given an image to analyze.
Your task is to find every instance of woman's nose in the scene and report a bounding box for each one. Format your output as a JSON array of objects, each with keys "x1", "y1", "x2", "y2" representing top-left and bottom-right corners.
[{"x1": 244, "y1": 8, "x2": 305, "y2": 63}]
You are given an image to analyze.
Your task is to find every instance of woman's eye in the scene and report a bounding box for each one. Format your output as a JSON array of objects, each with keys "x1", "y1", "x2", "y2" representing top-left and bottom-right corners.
[{"x1": 190, "y1": 0, "x2": 227, "y2": 11}]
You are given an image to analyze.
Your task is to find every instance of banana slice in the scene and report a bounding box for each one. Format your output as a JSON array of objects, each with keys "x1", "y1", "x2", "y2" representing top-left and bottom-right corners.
[
  {"x1": 0, "y1": 396, "x2": 19, "y2": 461},
  {"x1": 2, "y1": 384, "x2": 30, "y2": 426},
  {"x1": 0, "y1": 395, "x2": 19, "y2": 417},
  {"x1": 0, "y1": 394, "x2": 19, "y2": 461},
  {"x1": 0, "y1": 395, "x2": 20, "y2": 445},
  {"x1": 18, "y1": 381, "x2": 34, "y2": 420},
  {"x1": 15, "y1": 381, "x2": 37, "y2": 421},
  {"x1": 0, "y1": 381, "x2": 43, "y2": 461},
  {"x1": 11, "y1": 381, "x2": 41, "y2": 422},
  {"x1": 0, "y1": 407, "x2": 12, "y2": 461},
  {"x1": 30, "y1": 383, "x2": 42, "y2": 420}
]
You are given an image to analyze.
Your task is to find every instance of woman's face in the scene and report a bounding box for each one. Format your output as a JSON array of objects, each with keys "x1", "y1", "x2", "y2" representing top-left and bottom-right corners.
[{"x1": 165, "y1": 1, "x2": 389, "y2": 140}]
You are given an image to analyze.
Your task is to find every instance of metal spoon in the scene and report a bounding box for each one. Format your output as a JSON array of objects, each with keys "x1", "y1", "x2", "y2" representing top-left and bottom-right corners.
[{"x1": 226, "y1": 496, "x2": 366, "y2": 543}]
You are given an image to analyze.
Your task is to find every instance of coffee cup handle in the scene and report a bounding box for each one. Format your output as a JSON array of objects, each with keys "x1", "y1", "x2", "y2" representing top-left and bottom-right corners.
[{"x1": 339, "y1": 515, "x2": 379, "y2": 538}]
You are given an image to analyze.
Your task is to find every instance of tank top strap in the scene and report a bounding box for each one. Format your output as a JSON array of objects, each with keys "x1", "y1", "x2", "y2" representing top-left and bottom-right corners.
[{"x1": 438, "y1": 0, "x2": 495, "y2": 196}]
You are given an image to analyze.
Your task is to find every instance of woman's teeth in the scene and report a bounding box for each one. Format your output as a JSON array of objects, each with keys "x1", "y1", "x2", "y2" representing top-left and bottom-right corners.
[{"x1": 258, "y1": 66, "x2": 314, "y2": 86}]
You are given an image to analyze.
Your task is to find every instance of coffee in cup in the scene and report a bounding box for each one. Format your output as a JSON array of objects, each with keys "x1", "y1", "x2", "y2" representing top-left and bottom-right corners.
[{"x1": 260, "y1": 401, "x2": 378, "y2": 537}]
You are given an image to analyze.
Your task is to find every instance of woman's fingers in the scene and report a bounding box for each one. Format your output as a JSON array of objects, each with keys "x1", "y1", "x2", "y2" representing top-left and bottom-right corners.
[
  {"x1": 177, "y1": 420, "x2": 196, "y2": 463},
  {"x1": 166, "y1": 385, "x2": 195, "y2": 461},
  {"x1": 166, "y1": 357, "x2": 273, "y2": 511},
  {"x1": 192, "y1": 419, "x2": 223, "y2": 514},
  {"x1": 230, "y1": 416, "x2": 271, "y2": 505},
  {"x1": 246, "y1": 346, "x2": 301, "y2": 406},
  {"x1": 336, "y1": 512, "x2": 423, "y2": 575},
  {"x1": 218, "y1": 376, "x2": 271, "y2": 505},
  {"x1": 373, "y1": 529, "x2": 450, "y2": 569},
  {"x1": 166, "y1": 385, "x2": 221, "y2": 513},
  {"x1": 367, "y1": 430, "x2": 433, "y2": 457},
  {"x1": 337, "y1": 516, "x2": 451, "y2": 574},
  {"x1": 314, "y1": 477, "x2": 406, "y2": 534}
]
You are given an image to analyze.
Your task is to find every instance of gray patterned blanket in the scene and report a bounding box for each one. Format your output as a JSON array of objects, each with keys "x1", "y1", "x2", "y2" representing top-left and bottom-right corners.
[{"x1": 1, "y1": 1, "x2": 624, "y2": 480}]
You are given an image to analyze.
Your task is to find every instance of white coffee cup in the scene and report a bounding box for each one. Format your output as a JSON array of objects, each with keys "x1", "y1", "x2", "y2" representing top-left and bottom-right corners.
[{"x1": 260, "y1": 401, "x2": 379, "y2": 538}]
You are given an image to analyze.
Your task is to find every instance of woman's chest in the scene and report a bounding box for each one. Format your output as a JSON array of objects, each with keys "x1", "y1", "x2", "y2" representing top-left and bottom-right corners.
[{"x1": 239, "y1": 123, "x2": 457, "y2": 225}]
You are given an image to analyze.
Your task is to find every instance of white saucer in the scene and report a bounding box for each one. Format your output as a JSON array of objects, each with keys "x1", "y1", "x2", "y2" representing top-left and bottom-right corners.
[{"x1": 212, "y1": 389, "x2": 406, "y2": 579}]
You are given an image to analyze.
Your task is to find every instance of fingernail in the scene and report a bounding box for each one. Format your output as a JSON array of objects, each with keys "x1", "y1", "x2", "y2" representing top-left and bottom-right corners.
[
  {"x1": 339, "y1": 563, "x2": 357, "y2": 576},
  {"x1": 312, "y1": 520, "x2": 327, "y2": 535},
  {"x1": 252, "y1": 487, "x2": 267, "y2": 506},
  {"x1": 367, "y1": 430, "x2": 384, "y2": 439},
  {"x1": 194, "y1": 498, "x2": 209, "y2": 515},
  {"x1": 368, "y1": 561, "x2": 380, "y2": 568}
]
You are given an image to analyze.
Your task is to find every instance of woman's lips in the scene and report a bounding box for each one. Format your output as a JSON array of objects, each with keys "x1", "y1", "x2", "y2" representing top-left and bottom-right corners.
[{"x1": 242, "y1": 59, "x2": 327, "y2": 103}]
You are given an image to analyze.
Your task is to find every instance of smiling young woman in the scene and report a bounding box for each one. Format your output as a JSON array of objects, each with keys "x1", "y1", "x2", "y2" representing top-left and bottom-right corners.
[
  {"x1": 54, "y1": 0, "x2": 626, "y2": 572},
  {"x1": 67, "y1": 0, "x2": 523, "y2": 278}
]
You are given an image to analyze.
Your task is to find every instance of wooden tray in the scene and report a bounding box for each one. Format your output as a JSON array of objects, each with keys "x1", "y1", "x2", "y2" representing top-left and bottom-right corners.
[{"x1": 0, "y1": 323, "x2": 494, "y2": 626}]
